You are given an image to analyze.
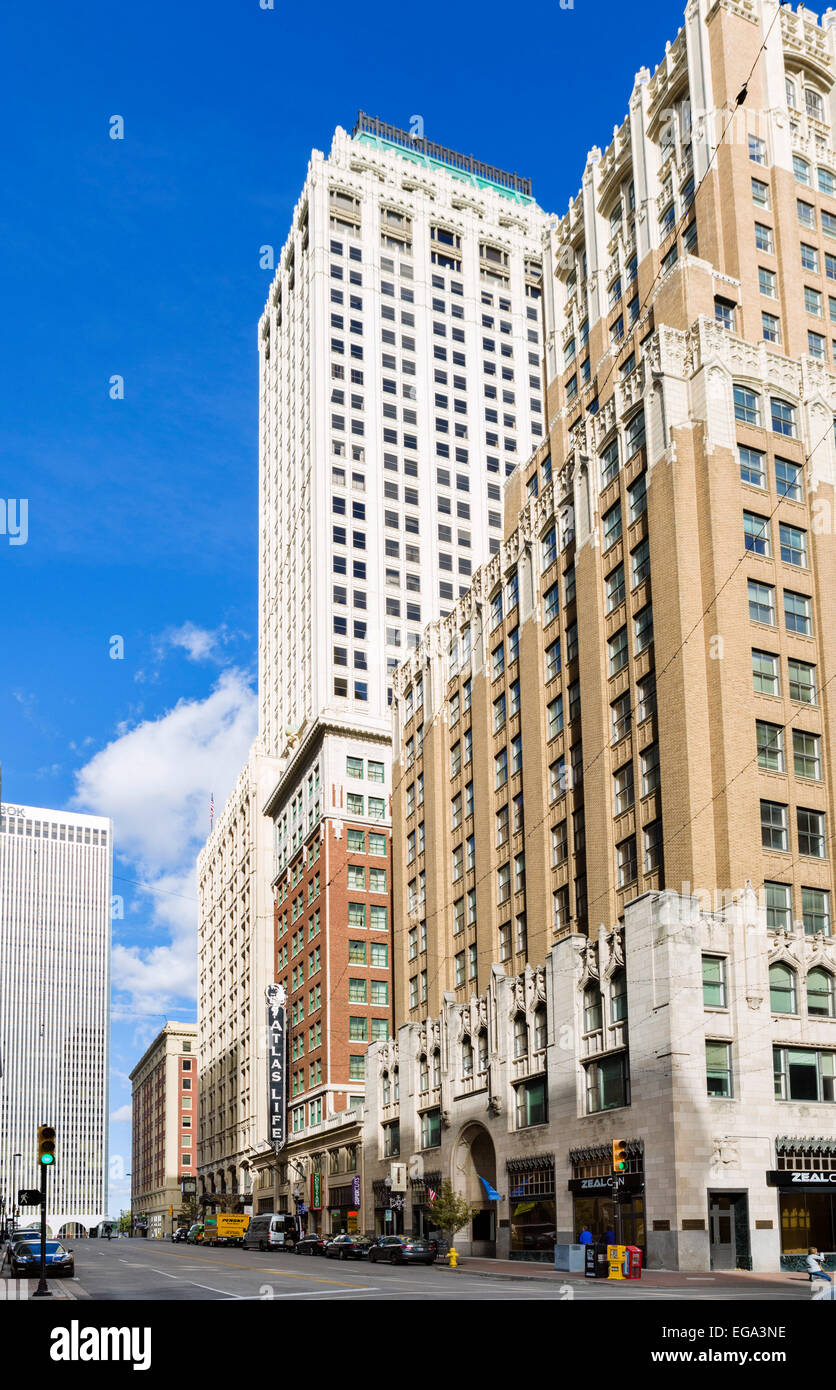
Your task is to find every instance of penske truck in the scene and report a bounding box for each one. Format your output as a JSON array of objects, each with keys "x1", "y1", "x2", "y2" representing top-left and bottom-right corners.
[{"x1": 202, "y1": 1213, "x2": 250, "y2": 1247}]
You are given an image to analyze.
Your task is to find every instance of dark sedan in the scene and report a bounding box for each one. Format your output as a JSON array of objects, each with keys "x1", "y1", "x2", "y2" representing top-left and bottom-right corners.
[
  {"x1": 368, "y1": 1236, "x2": 437, "y2": 1266},
  {"x1": 6, "y1": 1229, "x2": 40, "y2": 1251},
  {"x1": 323, "y1": 1234, "x2": 373, "y2": 1260},
  {"x1": 294, "y1": 1234, "x2": 327, "y2": 1256},
  {"x1": 11, "y1": 1240, "x2": 75, "y2": 1276}
]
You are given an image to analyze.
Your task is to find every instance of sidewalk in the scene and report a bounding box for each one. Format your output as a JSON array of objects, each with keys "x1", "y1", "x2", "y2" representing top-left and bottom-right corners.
[
  {"x1": 434, "y1": 1255, "x2": 804, "y2": 1290},
  {"x1": 0, "y1": 1275, "x2": 79, "y2": 1300}
]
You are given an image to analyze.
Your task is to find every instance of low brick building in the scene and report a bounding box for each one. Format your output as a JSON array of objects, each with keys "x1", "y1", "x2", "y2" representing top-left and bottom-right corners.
[{"x1": 130, "y1": 1022, "x2": 198, "y2": 1238}]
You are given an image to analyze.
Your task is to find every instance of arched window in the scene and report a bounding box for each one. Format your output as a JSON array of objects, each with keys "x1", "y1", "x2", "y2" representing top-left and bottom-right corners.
[
  {"x1": 513, "y1": 1013, "x2": 528, "y2": 1058},
  {"x1": 393, "y1": 1066, "x2": 400, "y2": 1102},
  {"x1": 477, "y1": 1030, "x2": 488, "y2": 1073},
  {"x1": 808, "y1": 967, "x2": 835, "y2": 1018},
  {"x1": 583, "y1": 984, "x2": 603, "y2": 1032},
  {"x1": 419, "y1": 1055, "x2": 429, "y2": 1092},
  {"x1": 432, "y1": 1048, "x2": 441, "y2": 1087},
  {"x1": 806, "y1": 87, "x2": 825, "y2": 123},
  {"x1": 382, "y1": 1071, "x2": 390, "y2": 1106},
  {"x1": 462, "y1": 1037, "x2": 473, "y2": 1076},
  {"x1": 534, "y1": 1006, "x2": 547, "y2": 1051},
  {"x1": 611, "y1": 970, "x2": 628, "y2": 1022},
  {"x1": 733, "y1": 384, "x2": 760, "y2": 426},
  {"x1": 769, "y1": 962, "x2": 797, "y2": 1014}
]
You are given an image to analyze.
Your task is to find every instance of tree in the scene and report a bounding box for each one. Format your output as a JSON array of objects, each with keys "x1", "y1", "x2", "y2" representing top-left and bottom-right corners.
[
  {"x1": 177, "y1": 1196, "x2": 198, "y2": 1226},
  {"x1": 202, "y1": 1190, "x2": 243, "y2": 1214},
  {"x1": 117, "y1": 1209, "x2": 131, "y2": 1234},
  {"x1": 428, "y1": 1181, "x2": 475, "y2": 1246}
]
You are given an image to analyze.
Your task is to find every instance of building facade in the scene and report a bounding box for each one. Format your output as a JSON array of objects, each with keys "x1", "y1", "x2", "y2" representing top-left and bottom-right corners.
[
  {"x1": 265, "y1": 728, "x2": 393, "y2": 1135},
  {"x1": 250, "y1": 1105, "x2": 365, "y2": 1238},
  {"x1": 387, "y1": 0, "x2": 836, "y2": 1269},
  {"x1": 196, "y1": 749, "x2": 280, "y2": 1204},
  {"x1": 0, "y1": 801, "x2": 111, "y2": 1236},
  {"x1": 129, "y1": 1021, "x2": 198, "y2": 1238},
  {"x1": 198, "y1": 114, "x2": 552, "y2": 1199},
  {"x1": 365, "y1": 889, "x2": 836, "y2": 1271},
  {"x1": 258, "y1": 113, "x2": 549, "y2": 760}
]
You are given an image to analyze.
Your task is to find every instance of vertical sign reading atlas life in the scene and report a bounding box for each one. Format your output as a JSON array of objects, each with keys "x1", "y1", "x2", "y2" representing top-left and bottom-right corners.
[{"x1": 266, "y1": 984, "x2": 287, "y2": 1151}]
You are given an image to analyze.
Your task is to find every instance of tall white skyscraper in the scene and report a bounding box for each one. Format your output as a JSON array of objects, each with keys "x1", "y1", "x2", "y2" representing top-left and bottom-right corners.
[
  {"x1": 259, "y1": 114, "x2": 549, "y2": 764},
  {"x1": 0, "y1": 801, "x2": 112, "y2": 1234},
  {"x1": 198, "y1": 116, "x2": 551, "y2": 1198}
]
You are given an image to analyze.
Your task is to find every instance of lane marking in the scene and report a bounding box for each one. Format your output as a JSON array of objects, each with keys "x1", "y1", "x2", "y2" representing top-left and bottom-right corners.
[
  {"x1": 102, "y1": 1247, "x2": 366, "y2": 1289},
  {"x1": 148, "y1": 1268, "x2": 243, "y2": 1298},
  {"x1": 238, "y1": 1287, "x2": 377, "y2": 1299}
]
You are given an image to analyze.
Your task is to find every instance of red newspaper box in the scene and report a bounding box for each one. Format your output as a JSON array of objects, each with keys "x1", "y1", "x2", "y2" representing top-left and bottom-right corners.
[{"x1": 624, "y1": 1245, "x2": 643, "y2": 1279}]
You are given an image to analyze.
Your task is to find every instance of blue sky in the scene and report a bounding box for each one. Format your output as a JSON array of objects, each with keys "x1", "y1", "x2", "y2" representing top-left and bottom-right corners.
[{"x1": 1, "y1": 0, "x2": 680, "y2": 1215}]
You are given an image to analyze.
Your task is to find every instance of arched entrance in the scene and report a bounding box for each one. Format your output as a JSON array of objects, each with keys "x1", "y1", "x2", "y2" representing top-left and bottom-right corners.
[
  {"x1": 451, "y1": 1123, "x2": 497, "y2": 1258},
  {"x1": 58, "y1": 1221, "x2": 86, "y2": 1239}
]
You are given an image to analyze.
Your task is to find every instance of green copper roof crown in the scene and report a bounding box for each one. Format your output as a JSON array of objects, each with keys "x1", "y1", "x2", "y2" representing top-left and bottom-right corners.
[{"x1": 351, "y1": 112, "x2": 535, "y2": 205}]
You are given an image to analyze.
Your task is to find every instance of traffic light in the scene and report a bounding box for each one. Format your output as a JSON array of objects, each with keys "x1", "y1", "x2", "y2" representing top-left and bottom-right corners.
[
  {"x1": 612, "y1": 1138, "x2": 626, "y2": 1172},
  {"x1": 38, "y1": 1125, "x2": 56, "y2": 1167}
]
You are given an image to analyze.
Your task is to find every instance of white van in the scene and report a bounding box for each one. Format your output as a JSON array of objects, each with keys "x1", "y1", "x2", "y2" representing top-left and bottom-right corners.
[{"x1": 243, "y1": 1213, "x2": 299, "y2": 1252}]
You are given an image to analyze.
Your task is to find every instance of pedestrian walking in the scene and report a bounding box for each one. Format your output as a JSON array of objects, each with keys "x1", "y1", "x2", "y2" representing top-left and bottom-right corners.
[{"x1": 806, "y1": 1247, "x2": 832, "y2": 1283}]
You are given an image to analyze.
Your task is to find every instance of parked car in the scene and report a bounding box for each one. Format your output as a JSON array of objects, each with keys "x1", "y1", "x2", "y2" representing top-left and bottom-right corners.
[
  {"x1": 294, "y1": 1234, "x2": 327, "y2": 1256},
  {"x1": 6, "y1": 1229, "x2": 40, "y2": 1252},
  {"x1": 324, "y1": 1234, "x2": 373, "y2": 1261},
  {"x1": 172, "y1": 1227, "x2": 189, "y2": 1243},
  {"x1": 368, "y1": 1236, "x2": 437, "y2": 1266},
  {"x1": 186, "y1": 1223, "x2": 204, "y2": 1244},
  {"x1": 10, "y1": 1240, "x2": 74, "y2": 1276}
]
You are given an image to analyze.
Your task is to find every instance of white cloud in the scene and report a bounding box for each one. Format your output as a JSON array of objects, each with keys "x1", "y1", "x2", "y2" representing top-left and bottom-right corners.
[
  {"x1": 162, "y1": 622, "x2": 231, "y2": 663},
  {"x1": 72, "y1": 668, "x2": 257, "y2": 1011},
  {"x1": 110, "y1": 1103, "x2": 132, "y2": 1125}
]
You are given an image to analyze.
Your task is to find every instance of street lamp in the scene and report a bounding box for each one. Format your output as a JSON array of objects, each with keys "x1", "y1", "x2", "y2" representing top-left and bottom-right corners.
[{"x1": 11, "y1": 1153, "x2": 22, "y2": 1231}]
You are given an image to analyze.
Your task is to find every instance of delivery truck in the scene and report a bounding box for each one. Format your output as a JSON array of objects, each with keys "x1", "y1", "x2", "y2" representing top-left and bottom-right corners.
[{"x1": 202, "y1": 1213, "x2": 250, "y2": 1247}]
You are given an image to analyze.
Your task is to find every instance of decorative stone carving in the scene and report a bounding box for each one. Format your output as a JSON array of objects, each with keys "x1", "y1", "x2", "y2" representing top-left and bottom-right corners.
[
  {"x1": 578, "y1": 940, "x2": 600, "y2": 991},
  {"x1": 602, "y1": 928, "x2": 625, "y2": 980},
  {"x1": 711, "y1": 1136, "x2": 740, "y2": 1172}
]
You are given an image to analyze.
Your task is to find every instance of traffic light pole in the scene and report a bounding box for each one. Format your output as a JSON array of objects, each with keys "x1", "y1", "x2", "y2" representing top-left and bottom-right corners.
[
  {"x1": 32, "y1": 1161, "x2": 51, "y2": 1298},
  {"x1": 614, "y1": 1184, "x2": 623, "y2": 1250}
]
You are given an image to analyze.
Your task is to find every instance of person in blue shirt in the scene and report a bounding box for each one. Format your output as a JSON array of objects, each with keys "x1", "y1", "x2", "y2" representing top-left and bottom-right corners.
[
  {"x1": 578, "y1": 1225, "x2": 594, "y2": 1244},
  {"x1": 806, "y1": 1247, "x2": 832, "y2": 1283}
]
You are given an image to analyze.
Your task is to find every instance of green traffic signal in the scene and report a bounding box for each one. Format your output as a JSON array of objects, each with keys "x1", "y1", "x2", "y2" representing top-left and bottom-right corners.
[{"x1": 38, "y1": 1125, "x2": 56, "y2": 1167}]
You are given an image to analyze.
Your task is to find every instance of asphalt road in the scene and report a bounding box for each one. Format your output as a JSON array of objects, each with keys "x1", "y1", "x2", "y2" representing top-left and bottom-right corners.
[{"x1": 6, "y1": 1239, "x2": 812, "y2": 1301}]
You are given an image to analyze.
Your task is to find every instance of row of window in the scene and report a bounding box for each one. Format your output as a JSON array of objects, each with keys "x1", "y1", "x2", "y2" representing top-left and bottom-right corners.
[
  {"x1": 743, "y1": 511, "x2": 809, "y2": 567},
  {"x1": 709, "y1": 1041, "x2": 835, "y2": 1105},
  {"x1": 734, "y1": 385, "x2": 798, "y2": 436},
  {"x1": 752, "y1": 648, "x2": 817, "y2": 703},
  {"x1": 757, "y1": 722, "x2": 821, "y2": 779},
  {"x1": 761, "y1": 801, "x2": 827, "y2": 858}
]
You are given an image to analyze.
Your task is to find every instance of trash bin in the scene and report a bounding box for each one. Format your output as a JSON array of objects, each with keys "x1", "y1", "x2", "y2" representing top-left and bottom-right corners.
[
  {"x1": 584, "y1": 1241, "x2": 609, "y2": 1279},
  {"x1": 624, "y1": 1245, "x2": 643, "y2": 1280}
]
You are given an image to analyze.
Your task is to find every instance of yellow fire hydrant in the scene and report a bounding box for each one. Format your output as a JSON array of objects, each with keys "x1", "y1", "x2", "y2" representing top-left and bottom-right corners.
[{"x1": 448, "y1": 1246, "x2": 459, "y2": 1270}]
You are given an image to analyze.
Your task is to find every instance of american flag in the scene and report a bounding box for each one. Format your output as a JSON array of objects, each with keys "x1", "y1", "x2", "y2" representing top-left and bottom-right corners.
[
  {"x1": 210, "y1": 792, "x2": 214, "y2": 830},
  {"x1": 428, "y1": 1188, "x2": 438, "y2": 1205}
]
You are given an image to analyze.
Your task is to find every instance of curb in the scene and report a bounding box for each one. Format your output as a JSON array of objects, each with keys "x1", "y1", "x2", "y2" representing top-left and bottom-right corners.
[{"x1": 434, "y1": 1264, "x2": 574, "y2": 1284}]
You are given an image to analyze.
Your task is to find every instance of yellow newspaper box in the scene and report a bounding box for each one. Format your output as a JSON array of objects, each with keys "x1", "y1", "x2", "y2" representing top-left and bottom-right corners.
[{"x1": 607, "y1": 1243, "x2": 626, "y2": 1279}]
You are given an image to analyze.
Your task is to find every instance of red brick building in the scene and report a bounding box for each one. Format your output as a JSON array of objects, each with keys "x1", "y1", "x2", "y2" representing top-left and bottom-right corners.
[{"x1": 129, "y1": 1022, "x2": 198, "y2": 1237}]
